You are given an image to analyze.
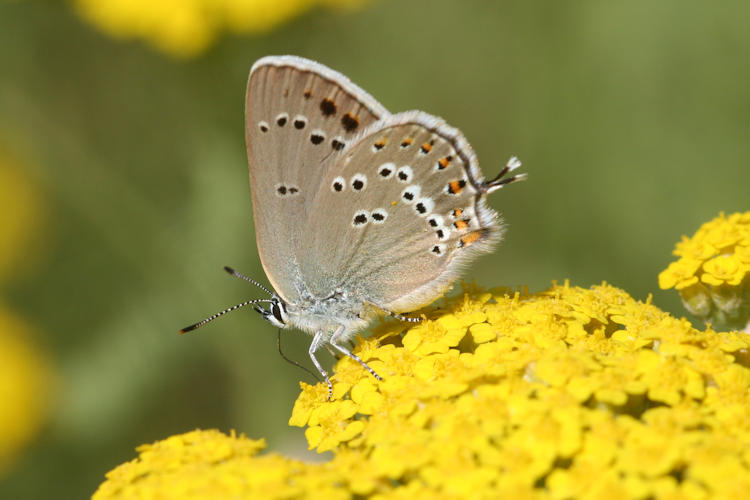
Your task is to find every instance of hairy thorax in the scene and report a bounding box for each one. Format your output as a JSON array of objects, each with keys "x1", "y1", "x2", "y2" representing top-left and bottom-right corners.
[{"x1": 286, "y1": 289, "x2": 370, "y2": 342}]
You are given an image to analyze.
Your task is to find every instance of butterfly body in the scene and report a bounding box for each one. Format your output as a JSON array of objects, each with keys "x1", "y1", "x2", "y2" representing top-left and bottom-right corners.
[
  {"x1": 181, "y1": 56, "x2": 524, "y2": 399},
  {"x1": 281, "y1": 291, "x2": 370, "y2": 341}
]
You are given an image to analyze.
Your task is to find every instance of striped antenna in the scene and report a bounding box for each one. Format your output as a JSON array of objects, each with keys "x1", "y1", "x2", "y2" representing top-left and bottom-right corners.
[
  {"x1": 223, "y1": 266, "x2": 274, "y2": 296},
  {"x1": 179, "y1": 298, "x2": 274, "y2": 334}
]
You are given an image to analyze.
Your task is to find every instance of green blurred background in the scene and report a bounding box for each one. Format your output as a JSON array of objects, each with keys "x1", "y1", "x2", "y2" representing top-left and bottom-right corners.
[{"x1": 1, "y1": 0, "x2": 748, "y2": 497}]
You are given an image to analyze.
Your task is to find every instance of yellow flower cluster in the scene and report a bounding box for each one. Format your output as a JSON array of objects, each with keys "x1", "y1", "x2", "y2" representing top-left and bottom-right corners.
[
  {"x1": 0, "y1": 151, "x2": 55, "y2": 476},
  {"x1": 94, "y1": 282, "x2": 750, "y2": 498},
  {"x1": 659, "y1": 211, "x2": 750, "y2": 330},
  {"x1": 0, "y1": 308, "x2": 55, "y2": 476},
  {"x1": 73, "y1": 0, "x2": 367, "y2": 58}
]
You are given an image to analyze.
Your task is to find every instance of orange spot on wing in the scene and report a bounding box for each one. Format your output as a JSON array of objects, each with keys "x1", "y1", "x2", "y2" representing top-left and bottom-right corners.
[
  {"x1": 453, "y1": 219, "x2": 469, "y2": 230},
  {"x1": 452, "y1": 208, "x2": 463, "y2": 217},
  {"x1": 420, "y1": 142, "x2": 432, "y2": 153},
  {"x1": 459, "y1": 231, "x2": 483, "y2": 248},
  {"x1": 401, "y1": 137, "x2": 414, "y2": 147},
  {"x1": 448, "y1": 180, "x2": 464, "y2": 194},
  {"x1": 341, "y1": 112, "x2": 359, "y2": 132},
  {"x1": 438, "y1": 156, "x2": 452, "y2": 169}
]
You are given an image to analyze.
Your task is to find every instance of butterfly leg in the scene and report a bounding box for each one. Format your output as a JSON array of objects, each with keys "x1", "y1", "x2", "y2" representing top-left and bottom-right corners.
[
  {"x1": 309, "y1": 331, "x2": 333, "y2": 400},
  {"x1": 330, "y1": 326, "x2": 383, "y2": 382},
  {"x1": 364, "y1": 300, "x2": 423, "y2": 324}
]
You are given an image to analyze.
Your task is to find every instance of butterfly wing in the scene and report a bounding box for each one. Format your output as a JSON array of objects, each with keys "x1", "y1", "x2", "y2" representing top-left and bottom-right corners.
[
  {"x1": 246, "y1": 56, "x2": 389, "y2": 303},
  {"x1": 300, "y1": 111, "x2": 509, "y2": 312}
]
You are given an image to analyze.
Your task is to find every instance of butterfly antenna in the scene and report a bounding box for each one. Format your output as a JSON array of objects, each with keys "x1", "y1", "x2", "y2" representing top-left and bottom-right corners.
[
  {"x1": 223, "y1": 266, "x2": 274, "y2": 296},
  {"x1": 179, "y1": 298, "x2": 275, "y2": 334},
  {"x1": 484, "y1": 156, "x2": 527, "y2": 192},
  {"x1": 277, "y1": 329, "x2": 321, "y2": 381}
]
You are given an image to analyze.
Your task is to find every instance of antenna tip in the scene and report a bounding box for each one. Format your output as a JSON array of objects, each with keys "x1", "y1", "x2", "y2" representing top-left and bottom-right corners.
[
  {"x1": 223, "y1": 266, "x2": 235, "y2": 274},
  {"x1": 179, "y1": 324, "x2": 198, "y2": 334}
]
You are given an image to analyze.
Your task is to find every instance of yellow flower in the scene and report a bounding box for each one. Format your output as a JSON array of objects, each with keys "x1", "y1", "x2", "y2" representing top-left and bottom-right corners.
[
  {"x1": 673, "y1": 235, "x2": 717, "y2": 260},
  {"x1": 0, "y1": 150, "x2": 55, "y2": 476},
  {"x1": 92, "y1": 429, "x2": 354, "y2": 499},
  {"x1": 701, "y1": 254, "x2": 747, "y2": 287},
  {"x1": 73, "y1": 0, "x2": 369, "y2": 58},
  {"x1": 95, "y1": 282, "x2": 750, "y2": 498},
  {"x1": 0, "y1": 307, "x2": 55, "y2": 476},
  {"x1": 658, "y1": 258, "x2": 702, "y2": 289},
  {"x1": 0, "y1": 150, "x2": 44, "y2": 282},
  {"x1": 736, "y1": 244, "x2": 750, "y2": 264},
  {"x1": 660, "y1": 211, "x2": 750, "y2": 328}
]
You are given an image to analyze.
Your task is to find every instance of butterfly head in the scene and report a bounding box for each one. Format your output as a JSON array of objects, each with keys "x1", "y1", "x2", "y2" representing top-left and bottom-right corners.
[
  {"x1": 254, "y1": 294, "x2": 289, "y2": 329},
  {"x1": 179, "y1": 267, "x2": 291, "y2": 334}
]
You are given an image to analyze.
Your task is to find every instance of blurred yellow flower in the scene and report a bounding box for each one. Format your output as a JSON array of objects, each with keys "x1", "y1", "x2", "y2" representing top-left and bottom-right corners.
[
  {"x1": 95, "y1": 282, "x2": 750, "y2": 498},
  {"x1": 660, "y1": 211, "x2": 750, "y2": 330},
  {"x1": 0, "y1": 150, "x2": 55, "y2": 476},
  {"x1": 73, "y1": 0, "x2": 369, "y2": 58},
  {"x1": 0, "y1": 151, "x2": 44, "y2": 283},
  {"x1": 0, "y1": 307, "x2": 55, "y2": 476}
]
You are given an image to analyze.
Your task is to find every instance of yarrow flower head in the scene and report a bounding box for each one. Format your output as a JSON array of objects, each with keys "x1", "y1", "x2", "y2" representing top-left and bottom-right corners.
[
  {"x1": 94, "y1": 282, "x2": 750, "y2": 498},
  {"x1": 659, "y1": 211, "x2": 750, "y2": 330},
  {"x1": 73, "y1": 0, "x2": 369, "y2": 58}
]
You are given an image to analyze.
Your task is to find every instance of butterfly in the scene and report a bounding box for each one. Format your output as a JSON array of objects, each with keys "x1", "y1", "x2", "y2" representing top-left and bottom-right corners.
[{"x1": 181, "y1": 56, "x2": 525, "y2": 399}]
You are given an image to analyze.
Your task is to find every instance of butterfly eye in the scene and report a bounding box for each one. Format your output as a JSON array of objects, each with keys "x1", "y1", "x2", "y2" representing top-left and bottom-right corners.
[{"x1": 271, "y1": 303, "x2": 285, "y2": 324}]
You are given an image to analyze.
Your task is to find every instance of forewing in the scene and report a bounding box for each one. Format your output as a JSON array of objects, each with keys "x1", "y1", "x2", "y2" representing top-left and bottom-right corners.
[
  {"x1": 301, "y1": 111, "x2": 505, "y2": 312},
  {"x1": 246, "y1": 56, "x2": 388, "y2": 303}
]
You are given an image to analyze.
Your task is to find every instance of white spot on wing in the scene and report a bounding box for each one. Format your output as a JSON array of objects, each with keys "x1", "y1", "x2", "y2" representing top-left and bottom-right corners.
[
  {"x1": 396, "y1": 165, "x2": 413, "y2": 183},
  {"x1": 430, "y1": 244, "x2": 446, "y2": 256},
  {"x1": 427, "y1": 215, "x2": 444, "y2": 228},
  {"x1": 310, "y1": 129, "x2": 326, "y2": 145},
  {"x1": 275, "y1": 112, "x2": 289, "y2": 126},
  {"x1": 350, "y1": 173, "x2": 367, "y2": 191},
  {"x1": 401, "y1": 185, "x2": 421, "y2": 204},
  {"x1": 352, "y1": 210, "x2": 369, "y2": 227},
  {"x1": 378, "y1": 162, "x2": 395, "y2": 179},
  {"x1": 371, "y1": 208, "x2": 388, "y2": 224},
  {"x1": 331, "y1": 176, "x2": 346, "y2": 192},
  {"x1": 293, "y1": 115, "x2": 308, "y2": 129},
  {"x1": 413, "y1": 197, "x2": 435, "y2": 216}
]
